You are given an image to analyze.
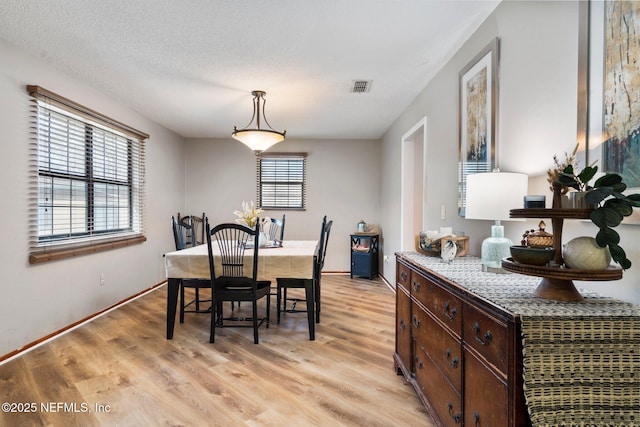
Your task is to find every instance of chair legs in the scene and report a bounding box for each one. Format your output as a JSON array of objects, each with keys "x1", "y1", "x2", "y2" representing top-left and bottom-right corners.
[
  {"x1": 210, "y1": 291, "x2": 271, "y2": 345},
  {"x1": 180, "y1": 281, "x2": 212, "y2": 323},
  {"x1": 180, "y1": 281, "x2": 185, "y2": 323},
  {"x1": 315, "y1": 276, "x2": 321, "y2": 323},
  {"x1": 276, "y1": 278, "x2": 315, "y2": 340}
]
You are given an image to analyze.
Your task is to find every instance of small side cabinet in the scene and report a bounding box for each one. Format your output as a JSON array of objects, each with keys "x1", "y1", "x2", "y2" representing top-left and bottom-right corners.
[{"x1": 350, "y1": 233, "x2": 379, "y2": 279}]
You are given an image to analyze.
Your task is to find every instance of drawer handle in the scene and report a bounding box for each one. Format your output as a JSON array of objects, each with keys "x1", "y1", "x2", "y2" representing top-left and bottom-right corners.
[
  {"x1": 399, "y1": 319, "x2": 407, "y2": 331},
  {"x1": 474, "y1": 322, "x2": 493, "y2": 346},
  {"x1": 444, "y1": 301, "x2": 457, "y2": 320},
  {"x1": 400, "y1": 271, "x2": 408, "y2": 282},
  {"x1": 445, "y1": 349, "x2": 459, "y2": 369},
  {"x1": 412, "y1": 314, "x2": 421, "y2": 328},
  {"x1": 412, "y1": 280, "x2": 421, "y2": 292},
  {"x1": 414, "y1": 355, "x2": 424, "y2": 369},
  {"x1": 474, "y1": 412, "x2": 481, "y2": 427},
  {"x1": 448, "y1": 402, "x2": 462, "y2": 424}
]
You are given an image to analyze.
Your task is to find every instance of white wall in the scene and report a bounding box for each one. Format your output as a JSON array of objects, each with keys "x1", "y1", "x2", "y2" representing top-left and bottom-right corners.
[
  {"x1": 0, "y1": 39, "x2": 186, "y2": 356},
  {"x1": 183, "y1": 137, "x2": 382, "y2": 272},
  {"x1": 380, "y1": 0, "x2": 640, "y2": 304}
]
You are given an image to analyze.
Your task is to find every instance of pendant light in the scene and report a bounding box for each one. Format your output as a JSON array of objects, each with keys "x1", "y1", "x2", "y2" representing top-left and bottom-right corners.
[{"x1": 232, "y1": 90, "x2": 286, "y2": 153}]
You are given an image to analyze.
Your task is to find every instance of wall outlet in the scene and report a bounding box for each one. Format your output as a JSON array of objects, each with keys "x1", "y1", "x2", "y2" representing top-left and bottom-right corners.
[
  {"x1": 100, "y1": 273, "x2": 105, "y2": 286},
  {"x1": 384, "y1": 255, "x2": 390, "y2": 263},
  {"x1": 441, "y1": 204, "x2": 446, "y2": 220}
]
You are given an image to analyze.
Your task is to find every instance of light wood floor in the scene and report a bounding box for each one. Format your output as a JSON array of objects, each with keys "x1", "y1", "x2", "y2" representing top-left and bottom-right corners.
[{"x1": 0, "y1": 275, "x2": 434, "y2": 426}]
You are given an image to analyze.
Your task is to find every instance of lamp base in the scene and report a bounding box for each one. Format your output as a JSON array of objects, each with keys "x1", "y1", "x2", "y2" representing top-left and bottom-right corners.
[
  {"x1": 481, "y1": 224, "x2": 513, "y2": 274},
  {"x1": 482, "y1": 264, "x2": 509, "y2": 274}
]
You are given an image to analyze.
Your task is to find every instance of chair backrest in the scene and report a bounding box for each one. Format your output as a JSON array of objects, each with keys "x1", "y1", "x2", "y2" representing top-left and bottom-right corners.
[
  {"x1": 206, "y1": 220, "x2": 260, "y2": 281},
  {"x1": 178, "y1": 212, "x2": 206, "y2": 246},
  {"x1": 317, "y1": 215, "x2": 333, "y2": 271},
  {"x1": 172, "y1": 216, "x2": 191, "y2": 250},
  {"x1": 266, "y1": 214, "x2": 285, "y2": 242}
]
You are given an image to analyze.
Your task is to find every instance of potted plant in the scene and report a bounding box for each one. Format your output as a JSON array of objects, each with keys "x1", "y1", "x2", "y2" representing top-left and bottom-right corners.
[{"x1": 549, "y1": 145, "x2": 640, "y2": 269}]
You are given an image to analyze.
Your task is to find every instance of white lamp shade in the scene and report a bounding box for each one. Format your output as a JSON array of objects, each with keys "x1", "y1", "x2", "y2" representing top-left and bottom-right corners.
[
  {"x1": 465, "y1": 172, "x2": 528, "y2": 221},
  {"x1": 232, "y1": 129, "x2": 285, "y2": 152}
]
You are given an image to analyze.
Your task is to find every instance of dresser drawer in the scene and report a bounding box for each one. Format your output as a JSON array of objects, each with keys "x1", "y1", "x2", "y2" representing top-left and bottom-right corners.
[
  {"x1": 412, "y1": 303, "x2": 462, "y2": 392},
  {"x1": 411, "y1": 271, "x2": 462, "y2": 338},
  {"x1": 464, "y1": 348, "x2": 509, "y2": 427},
  {"x1": 397, "y1": 262, "x2": 411, "y2": 290},
  {"x1": 414, "y1": 348, "x2": 462, "y2": 427},
  {"x1": 463, "y1": 303, "x2": 509, "y2": 375}
]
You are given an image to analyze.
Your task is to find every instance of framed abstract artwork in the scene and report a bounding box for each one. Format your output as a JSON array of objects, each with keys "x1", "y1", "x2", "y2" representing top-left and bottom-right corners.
[
  {"x1": 458, "y1": 37, "x2": 499, "y2": 217},
  {"x1": 584, "y1": 0, "x2": 640, "y2": 223}
]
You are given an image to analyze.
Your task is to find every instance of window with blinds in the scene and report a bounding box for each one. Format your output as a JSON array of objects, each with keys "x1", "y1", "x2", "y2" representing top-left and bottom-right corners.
[
  {"x1": 257, "y1": 153, "x2": 306, "y2": 209},
  {"x1": 27, "y1": 86, "x2": 148, "y2": 263}
]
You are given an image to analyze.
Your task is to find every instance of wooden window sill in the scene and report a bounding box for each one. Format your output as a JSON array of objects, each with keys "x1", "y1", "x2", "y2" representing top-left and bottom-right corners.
[{"x1": 29, "y1": 235, "x2": 147, "y2": 264}]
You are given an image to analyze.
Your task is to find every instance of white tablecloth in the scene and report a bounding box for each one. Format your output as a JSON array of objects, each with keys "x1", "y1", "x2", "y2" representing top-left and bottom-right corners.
[{"x1": 165, "y1": 240, "x2": 318, "y2": 280}]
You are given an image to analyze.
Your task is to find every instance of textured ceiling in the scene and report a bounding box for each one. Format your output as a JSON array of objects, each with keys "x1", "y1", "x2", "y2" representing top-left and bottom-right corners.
[{"x1": 0, "y1": 0, "x2": 500, "y2": 140}]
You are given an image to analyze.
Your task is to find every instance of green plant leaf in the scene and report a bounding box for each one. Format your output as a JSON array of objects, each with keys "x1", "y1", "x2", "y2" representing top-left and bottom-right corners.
[
  {"x1": 562, "y1": 164, "x2": 575, "y2": 174},
  {"x1": 627, "y1": 194, "x2": 640, "y2": 207},
  {"x1": 596, "y1": 227, "x2": 620, "y2": 246},
  {"x1": 585, "y1": 187, "x2": 612, "y2": 204},
  {"x1": 558, "y1": 172, "x2": 580, "y2": 190},
  {"x1": 608, "y1": 243, "x2": 631, "y2": 270},
  {"x1": 577, "y1": 166, "x2": 597, "y2": 185},
  {"x1": 611, "y1": 182, "x2": 627, "y2": 193},
  {"x1": 590, "y1": 207, "x2": 623, "y2": 228},
  {"x1": 594, "y1": 173, "x2": 622, "y2": 187},
  {"x1": 604, "y1": 198, "x2": 633, "y2": 216}
]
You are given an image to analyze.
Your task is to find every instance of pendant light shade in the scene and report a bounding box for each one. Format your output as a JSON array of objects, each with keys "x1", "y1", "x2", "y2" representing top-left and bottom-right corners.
[{"x1": 232, "y1": 90, "x2": 286, "y2": 153}]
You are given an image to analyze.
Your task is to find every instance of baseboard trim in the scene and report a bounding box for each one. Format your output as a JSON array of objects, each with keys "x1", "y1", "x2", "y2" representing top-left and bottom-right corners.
[{"x1": 0, "y1": 281, "x2": 167, "y2": 365}]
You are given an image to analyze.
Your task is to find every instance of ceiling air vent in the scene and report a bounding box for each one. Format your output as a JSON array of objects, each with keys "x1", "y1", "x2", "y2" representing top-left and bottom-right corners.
[{"x1": 350, "y1": 80, "x2": 372, "y2": 93}]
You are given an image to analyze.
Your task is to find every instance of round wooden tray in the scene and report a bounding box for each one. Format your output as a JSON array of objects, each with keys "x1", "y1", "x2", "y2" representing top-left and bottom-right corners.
[
  {"x1": 502, "y1": 258, "x2": 623, "y2": 302},
  {"x1": 510, "y1": 208, "x2": 593, "y2": 220}
]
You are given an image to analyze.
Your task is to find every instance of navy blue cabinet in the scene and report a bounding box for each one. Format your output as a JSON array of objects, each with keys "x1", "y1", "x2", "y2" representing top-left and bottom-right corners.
[{"x1": 350, "y1": 234, "x2": 379, "y2": 279}]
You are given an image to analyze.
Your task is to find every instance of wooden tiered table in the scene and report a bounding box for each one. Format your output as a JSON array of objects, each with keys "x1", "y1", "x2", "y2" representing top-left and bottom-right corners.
[{"x1": 502, "y1": 182, "x2": 622, "y2": 301}]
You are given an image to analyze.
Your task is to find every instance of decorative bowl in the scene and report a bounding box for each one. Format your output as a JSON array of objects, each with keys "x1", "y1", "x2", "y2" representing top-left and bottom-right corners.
[{"x1": 509, "y1": 245, "x2": 555, "y2": 266}]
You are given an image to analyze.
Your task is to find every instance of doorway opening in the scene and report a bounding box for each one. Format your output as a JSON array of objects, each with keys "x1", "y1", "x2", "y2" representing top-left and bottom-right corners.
[{"x1": 400, "y1": 117, "x2": 427, "y2": 251}]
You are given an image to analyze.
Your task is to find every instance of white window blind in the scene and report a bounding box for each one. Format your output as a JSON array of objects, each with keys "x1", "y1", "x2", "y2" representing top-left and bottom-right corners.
[
  {"x1": 257, "y1": 153, "x2": 306, "y2": 209},
  {"x1": 28, "y1": 85, "x2": 148, "y2": 263}
]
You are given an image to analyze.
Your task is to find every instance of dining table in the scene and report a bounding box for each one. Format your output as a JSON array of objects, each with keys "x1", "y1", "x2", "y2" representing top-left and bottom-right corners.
[{"x1": 164, "y1": 239, "x2": 320, "y2": 340}]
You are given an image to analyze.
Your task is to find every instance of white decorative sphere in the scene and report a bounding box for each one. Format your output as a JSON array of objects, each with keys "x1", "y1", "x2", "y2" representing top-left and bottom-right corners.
[{"x1": 563, "y1": 237, "x2": 611, "y2": 270}]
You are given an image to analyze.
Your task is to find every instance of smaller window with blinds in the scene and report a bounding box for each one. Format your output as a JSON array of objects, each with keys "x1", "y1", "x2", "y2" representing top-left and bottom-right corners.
[{"x1": 257, "y1": 153, "x2": 306, "y2": 210}]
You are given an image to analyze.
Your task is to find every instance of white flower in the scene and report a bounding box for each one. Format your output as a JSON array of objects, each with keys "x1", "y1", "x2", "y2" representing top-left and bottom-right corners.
[{"x1": 233, "y1": 201, "x2": 264, "y2": 228}]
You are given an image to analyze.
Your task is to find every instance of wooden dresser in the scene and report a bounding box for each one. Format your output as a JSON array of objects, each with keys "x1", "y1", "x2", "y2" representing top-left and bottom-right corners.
[{"x1": 394, "y1": 253, "x2": 640, "y2": 427}]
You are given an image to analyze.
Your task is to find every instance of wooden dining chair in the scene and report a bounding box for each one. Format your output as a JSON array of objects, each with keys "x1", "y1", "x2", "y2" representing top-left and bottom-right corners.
[
  {"x1": 206, "y1": 220, "x2": 271, "y2": 344},
  {"x1": 276, "y1": 215, "x2": 332, "y2": 340},
  {"x1": 178, "y1": 212, "x2": 206, "y2": 245},
  {"x1": 314, "y1": 216, "x2": 333, "y2": 322},
  {"x1": 172, "y1": 214, "x2": 210, "y2": 323}
]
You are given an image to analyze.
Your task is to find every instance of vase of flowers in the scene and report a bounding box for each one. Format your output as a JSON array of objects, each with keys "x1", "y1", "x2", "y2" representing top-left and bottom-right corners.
[
  {"x1": 547, "y1": 143, "x2": 600, "y2": 209},
  {"x1": 233, "y1": 201, "x2": 264, "y2": 228},
  {"x1": 233, "y1": 201, "x2": 268, "y2": 247}
]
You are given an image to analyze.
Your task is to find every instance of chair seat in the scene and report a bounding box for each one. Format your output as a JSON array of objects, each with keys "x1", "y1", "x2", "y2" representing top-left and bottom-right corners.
[
  {"x1": 215, "y1": 276, "x2": 271, "y2": 301},
  {"x1": 182, "y1": 278, "x2": 210, "y2": 288}
]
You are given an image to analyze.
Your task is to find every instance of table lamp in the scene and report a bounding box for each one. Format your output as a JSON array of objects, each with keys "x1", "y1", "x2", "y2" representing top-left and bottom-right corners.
[{"x1": 465, "y1": 171, "x2": 528, "y2": 273}]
